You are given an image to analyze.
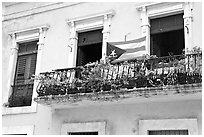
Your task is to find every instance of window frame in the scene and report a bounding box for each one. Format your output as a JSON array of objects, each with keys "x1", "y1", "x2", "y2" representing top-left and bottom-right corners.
[
  {"x1": 139, "y1": 118, "x2": 198, "y2": 135},
  {"x1": 61, "y1": 121, "x2": 106, "y2": 135},
  {"x1": 2, "y1": 25, "x2": 49, "y2": 115}
]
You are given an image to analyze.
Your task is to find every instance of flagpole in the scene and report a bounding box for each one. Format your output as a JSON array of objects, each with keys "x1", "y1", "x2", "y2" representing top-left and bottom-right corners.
[{"x1": 124, "y1": 32, "x2": 131, "y2": 41}]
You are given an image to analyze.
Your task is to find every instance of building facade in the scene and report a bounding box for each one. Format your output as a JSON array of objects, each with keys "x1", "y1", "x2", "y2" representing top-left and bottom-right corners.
[{"x1": 2, "y1": 2, "x2": 202, "y2": 135}]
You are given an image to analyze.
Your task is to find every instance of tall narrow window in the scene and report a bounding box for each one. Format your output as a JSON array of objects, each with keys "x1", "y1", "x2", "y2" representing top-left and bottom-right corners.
[{"x1": 9, "y1": 40, "x2": 38, "y2": 107}]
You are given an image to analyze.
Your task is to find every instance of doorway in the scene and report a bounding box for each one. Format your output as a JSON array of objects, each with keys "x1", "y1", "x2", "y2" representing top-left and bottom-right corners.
[
  {"x1": 150, "y1": 13, "x2": 185, "y2": 57},
  {"x1": 76, "y1": 29, "x2": 103, "y2": 66}
]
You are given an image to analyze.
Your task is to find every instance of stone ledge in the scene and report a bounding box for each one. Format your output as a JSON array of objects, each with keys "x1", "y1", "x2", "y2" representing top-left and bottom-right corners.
[{"x1": 34, "y1": 83, "x2": 202, "y2": 106}]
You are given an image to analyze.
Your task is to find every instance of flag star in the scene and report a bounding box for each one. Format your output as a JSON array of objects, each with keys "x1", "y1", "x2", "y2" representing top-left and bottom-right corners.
[{"x1": 110, "y1": 50, "x2": 117, "y2": 57}]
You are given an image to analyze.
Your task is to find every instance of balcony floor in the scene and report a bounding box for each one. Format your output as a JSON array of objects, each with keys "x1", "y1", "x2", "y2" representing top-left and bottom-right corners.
[{"x1": 34, "y1": 83, "x2": 201, "y2": 109}]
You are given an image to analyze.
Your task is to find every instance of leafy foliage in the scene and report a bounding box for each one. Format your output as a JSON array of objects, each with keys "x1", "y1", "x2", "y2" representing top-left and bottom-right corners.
[{"x1": 35, "y1": 48, "x2": 202, "y2": 97}]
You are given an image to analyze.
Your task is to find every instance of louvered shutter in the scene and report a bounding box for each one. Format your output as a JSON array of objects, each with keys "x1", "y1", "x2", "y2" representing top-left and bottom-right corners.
[
  {"x1": 10, "y1": 41, "x2": 38, "y2": 107},
  {"x1": 15, "y1": 55, "x2": 27, "y2": 85}
]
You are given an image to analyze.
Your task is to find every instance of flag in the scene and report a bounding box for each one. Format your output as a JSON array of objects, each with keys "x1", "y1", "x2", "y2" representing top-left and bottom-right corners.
[{"x1": 107, "y1": 36, "x2": 146, "y2": 63}]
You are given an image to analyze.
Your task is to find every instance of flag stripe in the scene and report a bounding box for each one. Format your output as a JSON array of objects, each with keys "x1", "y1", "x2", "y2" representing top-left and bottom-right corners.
[
  {"x1": 108, "y1": 36, "x2": 146, "y2": 45},
  {"x1": 125, "y1": 45, "x2": 146, "y2": 54}
]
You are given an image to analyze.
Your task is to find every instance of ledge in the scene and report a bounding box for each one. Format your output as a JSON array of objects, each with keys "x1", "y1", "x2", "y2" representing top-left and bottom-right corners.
[
  {"x1": 34, "y1": 83, "x2": 201, "y2": 107},
  {"x1": 3, "y1": 2, "x2": 83, "y2": 21}
]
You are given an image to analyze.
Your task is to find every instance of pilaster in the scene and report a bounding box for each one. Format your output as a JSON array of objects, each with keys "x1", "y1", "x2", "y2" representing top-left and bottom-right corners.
[
  {"x1": 102, "y1": 14, "x2": 112, "y2": 61},
  {"x1": 183, "y1": 2, "x2": 193, "y2": 53},
  {"x1": 140, "y1": 6, "x2": 150, "y2": 55},
  {"x1": 4, "y1": 33, "x2": 18, "y2": 103},
  {"x1": 68, "y1": 21, "x2": 78, "y2": 67}
]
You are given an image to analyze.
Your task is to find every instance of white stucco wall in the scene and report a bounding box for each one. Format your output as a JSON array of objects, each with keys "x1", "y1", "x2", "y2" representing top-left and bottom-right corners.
[
  {"x1": 52, "y1": 96, "x2": 202, "y2": 135},
  {"x1": 2, "y1": 2, "x2": 202, "y2": 135}
]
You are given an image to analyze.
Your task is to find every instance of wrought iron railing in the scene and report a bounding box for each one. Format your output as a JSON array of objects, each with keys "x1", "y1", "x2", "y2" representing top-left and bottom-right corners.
[{"x1": 36, "y1": 53, "x2": 202, "y2": 97}]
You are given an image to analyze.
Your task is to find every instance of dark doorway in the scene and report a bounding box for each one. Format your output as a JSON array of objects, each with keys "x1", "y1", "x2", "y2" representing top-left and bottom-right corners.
[
  {"x1": 77, "y1": 29, "x2": 103, "y2": 66},
  {"x1": 150, "y1": 13, "x2": 185, "y2": 57}
]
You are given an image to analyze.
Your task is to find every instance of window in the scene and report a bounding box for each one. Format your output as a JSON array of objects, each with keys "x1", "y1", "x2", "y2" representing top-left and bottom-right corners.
[
  {"x1": 9, "y1": 40, "x2": 38, "y2": 107},
  {"x1": 150, "y1": 13, "x2": 185, "y2": 57},
  {"x1": 148, "y1": 130, "x2": 188, "y2": 135},
  {"x1": 68, "y1": 132, "x2": 98, "y2": 135},
  {"x1": 77, "y1": 29, "x2": 103, "y2": 66}
]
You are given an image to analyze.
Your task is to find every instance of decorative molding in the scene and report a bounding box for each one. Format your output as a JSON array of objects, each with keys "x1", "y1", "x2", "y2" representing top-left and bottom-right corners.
[
  {"x1": 8, "y1": 24, "x2": 50, "y2": 37},
  {"x1": 66, "y1": 10, "x2": 115, "y2": 33},
  {"x1": 66, "y1": 10, "x2": 115, "y2": 24},
  {"x1": 136, "y1": 2, "x2": 162, "y2": 11}
]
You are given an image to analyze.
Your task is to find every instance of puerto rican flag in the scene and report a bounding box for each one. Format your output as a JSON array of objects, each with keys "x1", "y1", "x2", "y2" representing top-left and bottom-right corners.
[{"x1": 107, "y1": 36, "x2": 146, "y2": 63}]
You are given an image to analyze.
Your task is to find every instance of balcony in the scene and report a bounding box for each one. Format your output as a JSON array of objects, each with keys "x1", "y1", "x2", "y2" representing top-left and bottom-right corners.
[{"x1": 34, "y1": 52, "x2": 202, "y2": 107}]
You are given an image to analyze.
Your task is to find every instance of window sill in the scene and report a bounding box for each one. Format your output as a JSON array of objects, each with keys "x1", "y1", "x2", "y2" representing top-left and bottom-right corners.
[{"x1": 2, "y1": 103, "x2": 37, "y2": 115}]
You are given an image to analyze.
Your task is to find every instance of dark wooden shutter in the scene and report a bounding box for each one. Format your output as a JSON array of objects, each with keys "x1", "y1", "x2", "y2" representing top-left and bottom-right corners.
[
  {"x1": 150, "y1": 13, "x2": 184, "y2": 34},
  {"x1": 9, "y1": 41, "x2": 38, "y2": 107},
  {"x1": 14, "y1": 53, "x2": 37, "y2": 85},
  {"x1": 15, "y1": 56, "x2": 27, "y2": 85}
]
